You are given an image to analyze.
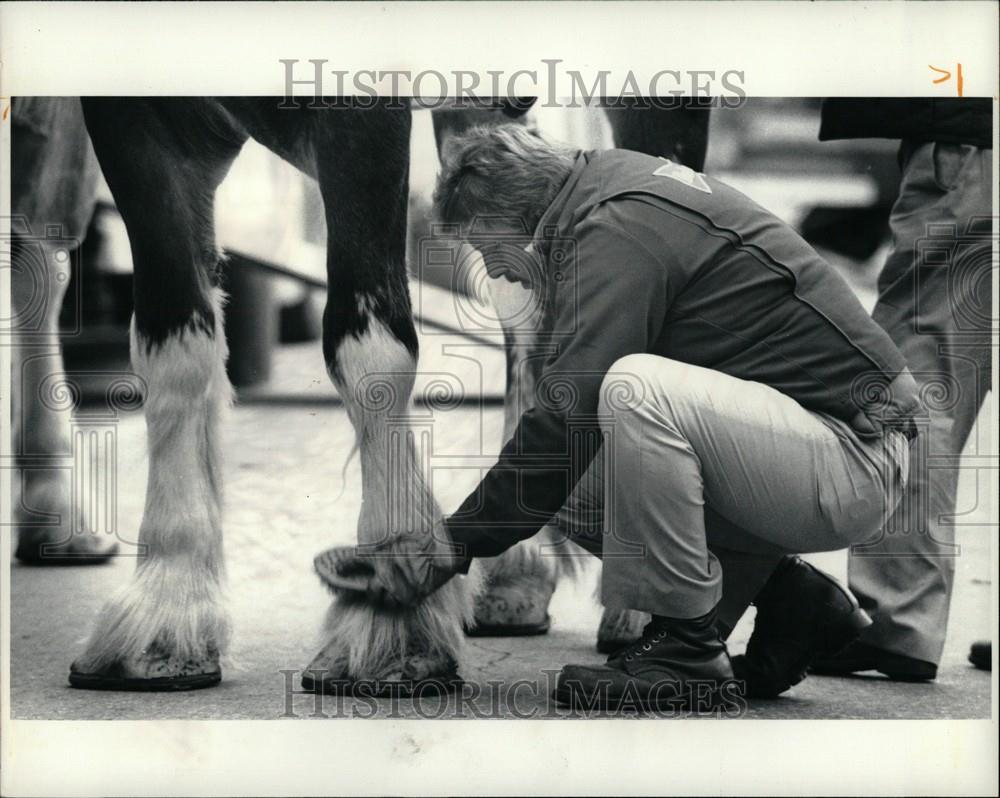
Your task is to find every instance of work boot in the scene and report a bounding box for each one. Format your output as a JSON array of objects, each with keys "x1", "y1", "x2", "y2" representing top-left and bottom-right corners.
[
  {"x1": 731, "y1": 556, "x2": 872, "y2": 697},
  {"x1": 553, "y1": 608, "x2": 736, "y2": 712},
  {"x1": 810, "y1": 641, "x2": 937, "y2": 682}
]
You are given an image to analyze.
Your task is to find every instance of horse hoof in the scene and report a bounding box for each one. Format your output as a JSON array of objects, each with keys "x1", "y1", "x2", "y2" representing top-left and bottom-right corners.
[
  {"x1": 69, "y1": 647, "x2": 221, "y2": 691},
  {"x1": 300, "y1": 647, "x2": 462, "y2": 697},
  {"x1": 16, "y1": 532, "x2": 119, "y2": 566},
  {"x1": 467, "y1": 580, "x2": 555, "y2": 637},
  {"x1": 596, "y1": 608, "x2": 648, "y2": 654}
]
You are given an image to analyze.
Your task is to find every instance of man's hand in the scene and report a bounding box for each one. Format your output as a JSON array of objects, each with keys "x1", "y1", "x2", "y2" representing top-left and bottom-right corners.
[{"x1": 314, "y1": 520, "x2": 470, "y2": 609}]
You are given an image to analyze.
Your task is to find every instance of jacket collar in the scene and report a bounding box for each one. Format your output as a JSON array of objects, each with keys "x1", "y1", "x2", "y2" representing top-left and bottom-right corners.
[{"x1": 531, "y1": 150, "x2": 591, "y2": 258}]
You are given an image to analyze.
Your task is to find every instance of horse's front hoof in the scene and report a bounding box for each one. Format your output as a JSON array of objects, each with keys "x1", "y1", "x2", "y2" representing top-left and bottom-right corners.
[
  {"x1": 69, "y1": 647, "x2": 221, "y2": 691},
  {"x1": 301, "y1": 645, "x2": 462, "y2": 698},
  {"x1": 16, "y1": 531, "x2": 119, "y2": 566}
]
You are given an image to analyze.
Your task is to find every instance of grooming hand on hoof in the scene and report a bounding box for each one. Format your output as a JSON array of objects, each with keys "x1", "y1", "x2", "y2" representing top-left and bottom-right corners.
[
  {"x1": 314, "y1": 522, "x2": 470, "y2": 609},
  {"x1": 307, "y1": 523, "x2": 476, "y2": 697}
]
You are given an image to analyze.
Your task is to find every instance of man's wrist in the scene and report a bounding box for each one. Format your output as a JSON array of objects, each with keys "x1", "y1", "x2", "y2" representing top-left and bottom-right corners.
[{"x1": 440, "y1": 517, "x2": 474, "y2": 573}]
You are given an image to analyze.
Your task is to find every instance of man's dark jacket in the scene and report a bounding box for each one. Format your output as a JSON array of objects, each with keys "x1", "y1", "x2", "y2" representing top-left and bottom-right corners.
[
  {"x1": 819, "y1": 98, "x2": 992, "y2": 147},
  {"x1": 445, "y1": 149, "x2": 919, "y2": 560}
]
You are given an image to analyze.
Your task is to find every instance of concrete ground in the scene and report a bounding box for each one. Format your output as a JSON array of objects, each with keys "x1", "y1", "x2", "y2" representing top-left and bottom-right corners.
[{"x1": 8, "y1": 332, "x2": 995, "y2": 720}]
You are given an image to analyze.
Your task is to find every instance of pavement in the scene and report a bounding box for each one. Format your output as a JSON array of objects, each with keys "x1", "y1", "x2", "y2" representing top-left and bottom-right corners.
[{"x1": 7, "y1": 338, "x2": 996, "y2": 720}]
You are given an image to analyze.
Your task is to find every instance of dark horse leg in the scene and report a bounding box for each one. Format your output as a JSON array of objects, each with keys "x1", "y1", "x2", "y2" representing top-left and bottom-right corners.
[
  {"x1": 70, "y1": 98, "x2": 246, "y2": 688},
  {"x1": 602, "y1": 98, "x2": 712, "y2": 170}
]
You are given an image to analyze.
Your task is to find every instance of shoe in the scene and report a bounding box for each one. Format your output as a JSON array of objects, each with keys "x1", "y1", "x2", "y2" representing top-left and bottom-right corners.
[
  {"x1": 810, "y1": 640, "x2": 937, "y2": 681},
  {"x1": 553, "y1": 608, "x2": 737, "y2": 712},
  {"x1": 730, "y1": 556, "x2": 873, "y2": 698},
  {"x1": 968, "y1": 641, "x2": 991, "y2": 671}
]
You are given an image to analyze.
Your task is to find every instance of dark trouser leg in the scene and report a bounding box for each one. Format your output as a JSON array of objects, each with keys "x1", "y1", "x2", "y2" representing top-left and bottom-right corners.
[
  {"x1": 849, "y1": 142, "x2": 993, "y2": 665},
  {"x1": 703, "y1": 509, "x2": 788, "y2": 638}
]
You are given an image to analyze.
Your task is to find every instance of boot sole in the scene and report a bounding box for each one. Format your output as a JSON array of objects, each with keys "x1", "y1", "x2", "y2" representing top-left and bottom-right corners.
[{"x1": 810, "y1": 654, "x2": 937, "y2": 682}]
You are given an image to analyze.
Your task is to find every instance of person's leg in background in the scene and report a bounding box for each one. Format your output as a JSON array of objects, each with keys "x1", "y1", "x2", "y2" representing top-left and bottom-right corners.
[
  {"x1": 814, "y1": 142, "x2": 994, "y2": 680},
  {"x1": 11, "y1": 98, "x2": 113, "y2": 564}
]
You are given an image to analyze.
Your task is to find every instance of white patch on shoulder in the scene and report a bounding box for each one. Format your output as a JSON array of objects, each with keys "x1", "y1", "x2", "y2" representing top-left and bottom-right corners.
[{"x1": 653, "y1": 159, "x2": 712, "y2": 194}]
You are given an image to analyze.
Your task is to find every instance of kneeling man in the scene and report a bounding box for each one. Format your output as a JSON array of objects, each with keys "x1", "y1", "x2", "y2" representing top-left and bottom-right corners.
[{"x1": 345, "y1": 125, "x2": 918, "y2": 709}]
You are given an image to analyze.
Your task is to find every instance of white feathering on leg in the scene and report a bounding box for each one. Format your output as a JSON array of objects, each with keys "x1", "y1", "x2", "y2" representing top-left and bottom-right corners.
[
  {"x1": 324, "y1": 313, "x2": 481, "y2": 678},
  {"x1": 76, "y1": 288, "x2": 232, "y2": 671}
]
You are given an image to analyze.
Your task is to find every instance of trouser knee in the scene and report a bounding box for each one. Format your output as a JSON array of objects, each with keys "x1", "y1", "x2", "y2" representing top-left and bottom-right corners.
[
  {"x1": 598, "y1": 354, "x2": 694, "y2": 434},
  {"x1": 599, "y1": 354, "x2": 656, "y2": 417}
]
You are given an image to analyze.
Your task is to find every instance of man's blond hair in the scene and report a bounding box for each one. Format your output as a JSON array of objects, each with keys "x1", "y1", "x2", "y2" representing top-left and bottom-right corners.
[{"x1": 433, "y1": 124, "x2": 577, "y2": 235}]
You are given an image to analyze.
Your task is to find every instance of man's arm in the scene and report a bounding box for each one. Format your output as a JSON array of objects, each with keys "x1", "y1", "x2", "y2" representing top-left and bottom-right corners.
[{"x1": 445, "y1": 217, "x2": 670, "y2": 560}]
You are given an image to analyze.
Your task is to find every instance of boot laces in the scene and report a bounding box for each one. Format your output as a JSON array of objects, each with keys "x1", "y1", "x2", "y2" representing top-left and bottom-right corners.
[{"x1": 621, "y1": 621, "x2": 670, "y2": 662}]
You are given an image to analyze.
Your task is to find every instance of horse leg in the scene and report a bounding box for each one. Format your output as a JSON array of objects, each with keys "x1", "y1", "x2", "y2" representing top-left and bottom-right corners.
[
  {"x1": 459, "y1": 273, "x2": 569, "y2": 636},
  {"x1": 596, "y1": 603, "x2": 651, "y2": 654},
  {"x1": 69, "y1": 98, "x2": 245, "y2": 689},
  {"x1": 302, "y1": 105, "x2": 476, "y2": 691},
  {"x1": 10, "y1": 97, "x2": 114, "y2": 564}
]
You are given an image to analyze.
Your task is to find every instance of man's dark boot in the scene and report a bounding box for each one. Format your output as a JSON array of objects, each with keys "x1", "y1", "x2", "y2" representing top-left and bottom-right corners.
[
  {"x1": 810, "y1": 641, "x2": 937, "y2": 682},
  {"x1": 553, "y1": 608, "x2": 737, "y2": 712},
  {"x1": 730, "y1": 556, "x2": 872, "y2": 698}
]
